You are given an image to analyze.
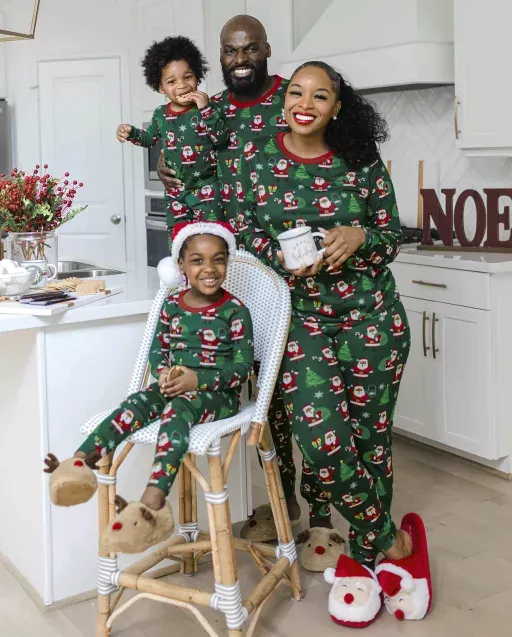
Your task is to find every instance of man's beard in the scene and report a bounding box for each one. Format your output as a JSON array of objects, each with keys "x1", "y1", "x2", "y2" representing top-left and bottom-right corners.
[{"x1": 221, "y1": 58, "x2": 269, "y2": 96}]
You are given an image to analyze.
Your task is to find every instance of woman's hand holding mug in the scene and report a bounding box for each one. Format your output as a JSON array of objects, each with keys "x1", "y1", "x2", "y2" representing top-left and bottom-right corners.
[{"x1": 320, "y1": 226, "x2": 366, "y2": 271}]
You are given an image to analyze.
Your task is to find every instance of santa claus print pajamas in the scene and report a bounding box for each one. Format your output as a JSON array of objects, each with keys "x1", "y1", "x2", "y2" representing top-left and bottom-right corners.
[
  {"x1": 211, "y1": 75, "x2": 303, "y2": 510},
  {"x1": 77, "y1": 289, "x2": 254, "y2": 495},
  {"x1": 237, "y1": 131, "x2": 410, "y2": 566},
  {"x1": 128, "y1": 102, "x2": 228, "y2": 249}
]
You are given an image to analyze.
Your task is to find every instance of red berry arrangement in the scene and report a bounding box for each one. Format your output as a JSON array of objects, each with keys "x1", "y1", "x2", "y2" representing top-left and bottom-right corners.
[{"x1": 0, "y1": 164, "x2": 87, "y2": 234}]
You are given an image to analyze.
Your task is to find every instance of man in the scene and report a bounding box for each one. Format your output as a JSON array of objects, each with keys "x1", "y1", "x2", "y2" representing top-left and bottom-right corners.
[{"x1": 157, "y1": 15, "x2": 333, "y2": 541}]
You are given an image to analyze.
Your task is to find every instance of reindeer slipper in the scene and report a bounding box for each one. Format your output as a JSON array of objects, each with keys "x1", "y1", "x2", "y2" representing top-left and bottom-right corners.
[
  {"x1": 100, "y1": 496, "x2": 175, "y2": 554},
  {"x1": 44, "y1": 454, "x2": 97, "y2": 507},
  {"x1": 297, "y1": 527, "x2": 346, "y2": 572},
  {"x1": 375, "y1": 512, "x2": 432, "y2": 621},
  {"x1": 240, "y1": 504, "x2": 300, "y2": 542}
]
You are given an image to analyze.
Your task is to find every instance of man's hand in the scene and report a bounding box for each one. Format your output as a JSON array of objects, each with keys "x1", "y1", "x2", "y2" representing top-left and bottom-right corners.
[
  {"x1": 117, "y1": 124, "x2": 132, "y2": 143},
  {"x1": 160, "y1": 366, "x2": 198, "y2": 398},
  {"x1": 157, "y1": 150, "x2": 183, "y2": 190}
]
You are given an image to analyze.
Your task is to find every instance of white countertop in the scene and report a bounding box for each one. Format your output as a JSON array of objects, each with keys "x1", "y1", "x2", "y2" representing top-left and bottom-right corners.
[
  {"x1": 396, "y1": 245, "x2": 512, "y2": 273},
  {"x1": 3, "y1": 247, "x2": 511, "y2": 335},
  {"x1": 0, "y1": 268, "x2": 161, "y2": 334}
]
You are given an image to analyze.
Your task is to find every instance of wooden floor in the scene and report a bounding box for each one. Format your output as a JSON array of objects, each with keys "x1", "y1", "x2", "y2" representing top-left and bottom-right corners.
[{"x1": 2, "y1": 437, "x2": 512, "y2": 636}]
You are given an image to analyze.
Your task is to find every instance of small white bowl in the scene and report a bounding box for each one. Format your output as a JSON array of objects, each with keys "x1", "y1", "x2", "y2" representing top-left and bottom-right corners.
[{"x1": 0, "y1": 269, "x2": 36, "y2": 298}]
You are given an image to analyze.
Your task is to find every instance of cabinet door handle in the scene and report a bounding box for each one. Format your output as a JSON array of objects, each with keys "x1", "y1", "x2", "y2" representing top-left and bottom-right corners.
[
  {"x1": 454, "y1": 95, "x2": 461, "y2": 140},
  {"x1": 422, "y1": 311, "x2": 430, "y2": 357},
  {"x1": 412, "y1": 280, "x2": 447, "y2": 289},
  {"x1": 432, "y1": 312, "x2": 439, "y2": 359}
]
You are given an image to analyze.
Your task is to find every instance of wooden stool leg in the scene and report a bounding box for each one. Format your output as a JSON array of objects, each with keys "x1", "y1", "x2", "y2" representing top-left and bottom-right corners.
[
  {"x1": 207, "y1": 441, "x2": 245, "y2": 635},
  {"x1": 178, "y1": 455, "x2": 198, "y2": 575},
  {"x1": 259, "y1": 426, "x2": 304, "y2": 601},
  {"x1": 96, "y1": 454, "x2": 113, "y2": 637}
]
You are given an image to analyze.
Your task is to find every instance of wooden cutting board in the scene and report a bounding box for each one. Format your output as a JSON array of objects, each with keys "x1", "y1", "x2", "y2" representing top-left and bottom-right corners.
[{"x1": 0, "y1": 287, "x2": 123, "y2": 316}]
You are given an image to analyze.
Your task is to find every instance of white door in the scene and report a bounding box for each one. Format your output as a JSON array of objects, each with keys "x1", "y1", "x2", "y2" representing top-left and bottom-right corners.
[
  {"x1": 431, "y1": 303, "x2": 496, "y2": 459},
  {"x1": 394, "y1": 297, "x2": 436, "y2": 439},
  {"x1": 454, "y1": 0, "x2": 512, "y2": 153},
  {"x1": 38, "y1": 58, "x2": 126, "y2": 268}
]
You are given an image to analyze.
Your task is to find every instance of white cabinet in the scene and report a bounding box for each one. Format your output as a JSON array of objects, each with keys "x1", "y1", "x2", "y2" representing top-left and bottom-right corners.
[
  {"x1": 392, "y1": 258, "x2": 501, "y2": 460},
  {"x1": 454, "y1": 0, "x2": 512, "y2": 156},
  {"x1": 396, "y1": 297, "x2": 496, "y2": 459},
  {"x1": 432, "y1": 304, "x2": 493, "y2": 457},
  {"x1": 394, "y1": 297, "x2": 435, "y2": 439}
]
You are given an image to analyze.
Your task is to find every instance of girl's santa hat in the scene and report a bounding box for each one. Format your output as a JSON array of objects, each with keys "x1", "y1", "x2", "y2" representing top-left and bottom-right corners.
[{"x1": 157, "y1": 221, "x2": 237, "y2": 287}]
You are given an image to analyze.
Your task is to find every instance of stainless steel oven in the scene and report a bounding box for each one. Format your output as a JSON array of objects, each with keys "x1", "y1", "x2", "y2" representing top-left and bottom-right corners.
[
  {"x1": 143, "y1": 121, "x2": 162, "y2": 190},
  {"x1": 145, "y1": 195, "x2": 169, "y2": 267}
]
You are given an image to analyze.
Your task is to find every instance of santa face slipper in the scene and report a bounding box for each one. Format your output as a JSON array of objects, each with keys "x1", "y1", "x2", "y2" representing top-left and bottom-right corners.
[
  {"x1": 375, "y1": 512, "x2": 432, "y2": 621},
  {"x1": 240, "y1": 504, "x2": 300, "y2": 543},
  {"x1": 324, "y1": 554, "x2": 382, "y2": 628},
  {"x1": 100, "y1": 496, "x2": 175, "y2": 554},
  {"x1": 298, "y1": 527, "x2": 346, "y2": 572},
  {"x1": 44, "y1": 454, "x2": 97, "y2": 507}
]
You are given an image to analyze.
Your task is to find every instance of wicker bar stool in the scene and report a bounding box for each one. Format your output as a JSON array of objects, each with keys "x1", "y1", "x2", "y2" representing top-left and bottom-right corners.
[{"x1": 81, "y1": 251, "x2": 303, "y2": 636}]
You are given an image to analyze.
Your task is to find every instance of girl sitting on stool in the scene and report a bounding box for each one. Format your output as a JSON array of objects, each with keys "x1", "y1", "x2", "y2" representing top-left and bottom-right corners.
[{"x1": 44, "y1": 221, "x2": 254, "y2": 554}]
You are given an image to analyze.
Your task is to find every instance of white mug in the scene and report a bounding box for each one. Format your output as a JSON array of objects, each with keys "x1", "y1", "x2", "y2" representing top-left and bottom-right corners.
[
  {"x1": 21, "y1": 259, "x2": 57, "y2": 289},
  {"x1": 277, "y1": 226, "x2": 325, "y2": 270}
]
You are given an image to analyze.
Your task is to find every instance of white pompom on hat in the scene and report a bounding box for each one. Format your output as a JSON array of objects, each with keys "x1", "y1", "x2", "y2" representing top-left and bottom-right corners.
[{"x1": 157, "y1": 220, "x2": 237, "y2": 287}]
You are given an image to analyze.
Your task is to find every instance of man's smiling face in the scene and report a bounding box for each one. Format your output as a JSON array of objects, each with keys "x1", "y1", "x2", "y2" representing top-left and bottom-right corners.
[{"x1": 220, "y1": 19, "x2": 270, "y2": 95}]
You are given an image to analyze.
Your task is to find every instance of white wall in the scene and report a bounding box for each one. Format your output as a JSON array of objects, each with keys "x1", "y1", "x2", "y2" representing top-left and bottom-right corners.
[{"x1": 0, "y1": 11, "x2": 6, "y2": 98}]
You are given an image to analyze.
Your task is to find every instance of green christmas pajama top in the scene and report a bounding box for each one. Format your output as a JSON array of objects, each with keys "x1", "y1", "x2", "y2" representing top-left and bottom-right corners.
[
  {"x1": 211, "y1": 76, "x2": 300, "y2": 504},
  {"x1": 128, "y1": 103, "x2": 228, "y2": 248},
  {"x1": 78, "y1": 290, "x2": 254, "y2": 495},
  {"x1": 237, "y1": 131, "x2": 410, "y2": 565}
]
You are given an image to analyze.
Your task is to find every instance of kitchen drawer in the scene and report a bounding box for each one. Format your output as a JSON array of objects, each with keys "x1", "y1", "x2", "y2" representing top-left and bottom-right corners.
[{"x1": 390, "y1": 262, "x2": 491, "y2": 310}]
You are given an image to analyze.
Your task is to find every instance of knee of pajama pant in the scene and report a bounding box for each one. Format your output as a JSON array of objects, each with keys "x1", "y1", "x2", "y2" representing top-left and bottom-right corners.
[
  {"x1": 147, "y1": 398, "x2": 193, "y2": 494},
  {"x1": 78, "y1": 383, "x2": 165, "y2": 458}
]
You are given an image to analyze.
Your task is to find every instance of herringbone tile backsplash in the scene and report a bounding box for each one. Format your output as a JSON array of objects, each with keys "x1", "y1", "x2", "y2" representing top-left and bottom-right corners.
[{"x1": 370, "y1": 86, "x2": 512, "y2": 233}]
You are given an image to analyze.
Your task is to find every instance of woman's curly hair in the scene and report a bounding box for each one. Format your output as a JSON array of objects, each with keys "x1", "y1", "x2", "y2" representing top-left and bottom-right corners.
[
  {"x1": 290, "y1": 61, "x2": 389, "y2": 166},
  {"x1": 142, "y1": 36, "x2": 209, "y2": 92}
]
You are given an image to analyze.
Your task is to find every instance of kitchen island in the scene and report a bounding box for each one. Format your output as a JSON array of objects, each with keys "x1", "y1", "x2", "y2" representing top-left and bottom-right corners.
[{"x1": 0, "y1": 267, "x2": 250, "y2": 606}]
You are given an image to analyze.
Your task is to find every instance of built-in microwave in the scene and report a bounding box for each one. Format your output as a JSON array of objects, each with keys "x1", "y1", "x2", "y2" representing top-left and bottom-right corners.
[
  {"x1": 145, "y1": 195, "x2": 169, "y2": 267},
  {"x1": 143, "y1": 121, "x2": 162, "y2": 190}
]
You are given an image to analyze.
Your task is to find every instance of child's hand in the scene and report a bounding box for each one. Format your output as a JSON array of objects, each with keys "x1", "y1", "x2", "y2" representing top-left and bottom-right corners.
[
  {"x1": 161, "y1": 366, "x2": 198, "y2": 398},
  {"x1": 183, "y1": 91, "x2": 209, "y2": 110},
  {"x1": 157, "y1": 367, "x2": 172, "y2": 390},
  {"x1": 117, "y1": 124, "x2": 132, "y2": 143}
]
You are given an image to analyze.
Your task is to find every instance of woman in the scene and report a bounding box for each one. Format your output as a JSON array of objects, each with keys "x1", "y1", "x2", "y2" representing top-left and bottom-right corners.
[{"x1": 237, "y1": 62, "x2": 415, "y2": 572}]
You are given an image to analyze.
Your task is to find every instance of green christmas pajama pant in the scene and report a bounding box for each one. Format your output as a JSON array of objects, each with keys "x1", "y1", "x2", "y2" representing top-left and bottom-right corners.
[
  {"x1": 279, "y1": 303, "x2": 410, "y2": 565},
  {"x1": 251, "y1": 360, "x2": 297, "y2": 503},
  {"x1": 78, "y1": 383, "x2": 240, "y2": 495}
]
